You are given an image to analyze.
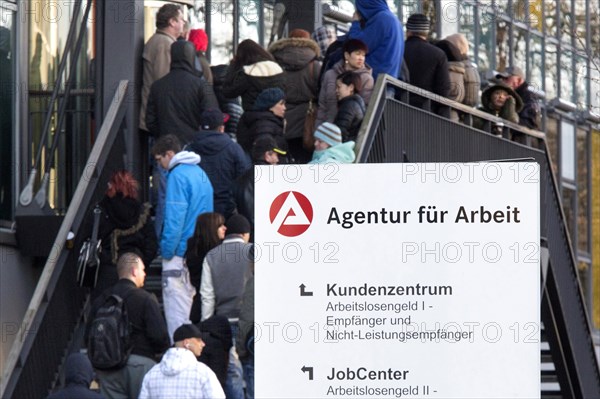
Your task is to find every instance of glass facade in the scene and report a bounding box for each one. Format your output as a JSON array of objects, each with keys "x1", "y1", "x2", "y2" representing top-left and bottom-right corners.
[
  {"x1": 0, "y1": 1, "x2": 16, "y2": 223},
  {"x1": 27, "y1": 0, "x2": 94, "y2": 213}
]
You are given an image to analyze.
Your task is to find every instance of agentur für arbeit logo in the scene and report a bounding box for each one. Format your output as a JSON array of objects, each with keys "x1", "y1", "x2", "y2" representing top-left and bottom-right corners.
[{"x1": 269, "y1": 191, "x2": 313, "y2": 237}]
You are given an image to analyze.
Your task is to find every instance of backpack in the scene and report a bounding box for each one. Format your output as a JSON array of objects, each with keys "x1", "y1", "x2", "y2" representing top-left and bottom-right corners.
[{"x1": 87, "y1": 291, "x2": 134, "y2": 370}]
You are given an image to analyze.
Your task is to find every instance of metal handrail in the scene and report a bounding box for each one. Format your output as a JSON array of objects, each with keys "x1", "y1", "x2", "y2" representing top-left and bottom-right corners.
[
  {"x1": 0, "y1": 81, "x2": 129, "y2": 399},
  {"x1": 356, "y1": 74, "x2": 545, "y2": 162}
]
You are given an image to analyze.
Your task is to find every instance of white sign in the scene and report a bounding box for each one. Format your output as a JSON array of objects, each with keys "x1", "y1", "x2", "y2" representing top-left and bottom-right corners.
[{"x1": 255, "y1": 163, "x2": 540, "y2": 398}]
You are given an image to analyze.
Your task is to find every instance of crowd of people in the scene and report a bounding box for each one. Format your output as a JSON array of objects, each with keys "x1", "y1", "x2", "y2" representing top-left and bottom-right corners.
[{"x1": 49, "y1": 1, "x2": 543, "y2": 398}]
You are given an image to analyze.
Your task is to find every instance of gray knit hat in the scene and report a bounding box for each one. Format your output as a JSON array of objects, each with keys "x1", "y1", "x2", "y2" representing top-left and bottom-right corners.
[
  {"x1": 314, "y1": 122, "x2": 342, "y2": 147},
  {"x1": 406, "y1": 13, "x2": 430, "y2": 34}
]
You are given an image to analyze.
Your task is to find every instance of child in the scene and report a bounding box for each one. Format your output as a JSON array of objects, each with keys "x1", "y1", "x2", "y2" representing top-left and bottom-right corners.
[
  {"x1": 334, "y1": 71, "x2": 366, "y2": 142},
  {"x1": 308, "y1": 122, "x2": 356, "y2": 164}
]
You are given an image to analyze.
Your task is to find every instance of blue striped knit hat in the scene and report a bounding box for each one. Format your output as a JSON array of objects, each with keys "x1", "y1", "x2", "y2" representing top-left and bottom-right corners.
[{"x1": 314, "y1": 122, "x2": 342, "y2": 147}]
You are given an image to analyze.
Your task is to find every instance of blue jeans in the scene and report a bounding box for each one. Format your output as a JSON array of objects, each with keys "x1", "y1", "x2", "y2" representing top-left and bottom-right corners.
[
  {"x1": 242, "y1": 356, "x2": 254, "y2": 399},
  {"x1": 225, "y1": 323, "x2": 245, "y2": 399},
  {"x1": 153, "y1": 161, "x2": 168, "y2": 240}
]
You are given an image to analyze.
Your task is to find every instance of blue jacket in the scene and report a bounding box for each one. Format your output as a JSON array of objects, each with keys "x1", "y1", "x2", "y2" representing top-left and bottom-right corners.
[
  {"x1": 348, "y1": 0, "x2": 404, "y2": 79},
  {"x1": 309, "y1": 141, "x2": 356, "y2": 164},
  {"x1": 161, "y1": 151, "x2": 214, "y2": 259},
  {"x1": 188, "y1": 131, "x2": 251, "y2": 218}
]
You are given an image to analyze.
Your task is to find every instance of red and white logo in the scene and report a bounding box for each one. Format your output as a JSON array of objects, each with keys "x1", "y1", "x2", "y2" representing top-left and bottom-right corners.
[{"x1": 269, "y1": 191, "x2": 313, "y2": 237}]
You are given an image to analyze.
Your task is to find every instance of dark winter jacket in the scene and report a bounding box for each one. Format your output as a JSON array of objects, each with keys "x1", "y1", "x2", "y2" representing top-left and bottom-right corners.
[
  {"x1": 187, "y1": 131, "x2": 251, "y2": 218},
  {"x1": 236, "y1": 111, "x2": 286, "y2": 152},
  {"x1": 92, "y1": 195, "x2": 157, "y2": 296},
  {"x1": 198, "y1": 315, "x2": 232, "y2": 389},
  {"x1": 404, "y1": 36, "x2": 451, "y2": 108},
  {"x1": 46, "y1": 353, "x2": 104, "y2": 399},
  {"x1": 211, "y1": 64, "x2": 243, "y2": 135},
  {"x1": 334, "y1": 94, "x2": 366, "y2": 142},
  {"x1": 221, "y1": 60, "x2": 285, "y2": 111},
  {"x1": 98, "y1": 195, "x2": 157, "y2": 268},
  {"x1": 269, "y1": 37, "x2": 321, "y2": 140},
  {"x1": 87, "y1": 279, "x2": 170, "y2": 361},
  {"x1": 515, "y1": 82, "x2": 541, "y2": 130},
  {"x1": 348, "y1": 0, "x2": 404, "y2": 79},
  {"x1": 231, "y1": 162, "x2": 270, "y2": 236},
  {"x1": 146, "y1": 40, "x2": 218, "y2": 144}
]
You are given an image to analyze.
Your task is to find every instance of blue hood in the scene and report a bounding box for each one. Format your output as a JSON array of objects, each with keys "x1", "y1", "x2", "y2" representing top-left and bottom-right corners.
[
  {"x1": 64, "y1": 353, "x2": 94, "y2": 386},
  {"x1": 355, "y1": 0, "x2": 390, "y2": 20}
]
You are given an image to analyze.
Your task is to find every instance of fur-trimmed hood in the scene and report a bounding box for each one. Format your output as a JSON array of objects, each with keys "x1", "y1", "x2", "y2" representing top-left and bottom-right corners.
[
  {"x1": 269, "y1": 37, "x2": 320, "y2": 71},
  {"x1": 242, "y1": 60, "x2": 284, "y2": 77}
]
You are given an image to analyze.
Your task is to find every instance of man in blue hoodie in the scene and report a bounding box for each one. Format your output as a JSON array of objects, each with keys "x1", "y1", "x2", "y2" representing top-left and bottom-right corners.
[
  {"x1": 348, "y1": 0, "x2": 404, "y2": 80},
  {"x1": 152, "y1": 134, "x2": 214, "y2": 342}
]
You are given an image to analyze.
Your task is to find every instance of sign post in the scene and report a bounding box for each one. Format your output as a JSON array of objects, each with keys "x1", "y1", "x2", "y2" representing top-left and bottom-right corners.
[{"x1": 255, "y1": 163, "x2": 540, "y2": 398}]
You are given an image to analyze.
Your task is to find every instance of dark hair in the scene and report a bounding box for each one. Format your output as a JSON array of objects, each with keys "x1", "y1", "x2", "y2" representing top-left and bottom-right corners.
[
  {"x1": 192, "y1": 212, "x2": 225, "y2": 257},
  {"x1": 336, "y1": 71, "x2": 362, "y2": 95},
  {"x1": 231, "y1": 39, "x2": 274, "y2": 70},
  {"x1": 106, "y1": 170, "x2": 139, "y2": 200},
  {"x1": 342, "y1": 39, "x2": 368, "y2": 55},
  {"x1": 151, "y1": 134, "x2": 182, "y2": 156},
  {"x1": 156, "y1": 4, "x2": 181, "y2": 30}
]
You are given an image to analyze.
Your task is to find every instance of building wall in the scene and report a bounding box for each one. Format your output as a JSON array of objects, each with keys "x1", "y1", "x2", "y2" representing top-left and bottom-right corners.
[{"x1": 0, "y1": 241, "x2": 40, "y2": 378}]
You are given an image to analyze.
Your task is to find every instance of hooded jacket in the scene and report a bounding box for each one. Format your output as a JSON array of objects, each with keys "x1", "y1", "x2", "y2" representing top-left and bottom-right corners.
[
  {"x1": 269, "y1": 37, "x2": 321, "y2": 139},
  {"x1": 162, "y1": 151, "x2": 214, "y2": 260},
  {"x1": 188, "y1": 131, "x2": 251, "y2": 218},
  {"x1": 309, "y1": 141, "x2": 356, "y2": 164},
  {"x1": 222, "y1": 60, "x2": 285, "y2": 111},
  {"x1": 146, "y1": 40, "x2": 218, "y2": 144},
  {"x1": 348, "y1": 0, "x2": 404, "y2": 79},
  {"x1": 139, "y1": 347, "x2": 225, "y2": 399},
  {"x1": 474, "y1": 83, "x2": 523, "y2": 131},
  {"x1": 98, "y1": 195, "x2": 157, "y2": 268},
  {"x1": 46, "y1": 353, "x2": 104, "y2": 399}
]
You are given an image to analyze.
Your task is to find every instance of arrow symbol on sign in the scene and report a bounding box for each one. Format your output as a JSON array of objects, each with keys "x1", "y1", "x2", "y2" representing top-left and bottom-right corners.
[
  {"x1": 301, "y1": 366, "x2": 314, "y2": 380},
  {"x1": 299, "y1": 284, "x2": 313, "y2": 296}
]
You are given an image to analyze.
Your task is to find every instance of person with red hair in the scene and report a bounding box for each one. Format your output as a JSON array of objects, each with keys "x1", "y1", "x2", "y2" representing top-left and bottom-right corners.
[
  {"x1": 188, "y1": 28, "x2": 213, "y2": 84},
  {"x1": 93, "y1": 170, "x2": 158, "y2": 297}
]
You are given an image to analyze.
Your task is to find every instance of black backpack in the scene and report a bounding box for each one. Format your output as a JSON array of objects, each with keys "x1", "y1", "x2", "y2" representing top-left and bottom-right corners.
[{"x1": 87, "y1": 291, "x2": 134, "y2": 370}]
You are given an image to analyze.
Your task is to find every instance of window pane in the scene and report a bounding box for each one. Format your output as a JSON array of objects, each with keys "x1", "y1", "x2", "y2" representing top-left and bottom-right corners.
[
  {"x1": 544, "y1": 0, "x2": 558, "y2": 37},
  {"x1": 0, "y1": 4, "x2": 15, "y2": 221},
  {"x1": 529, "y1": 0, "x2": 543, "y2": 31},
  {"x1": 29, "y1": 1, "x2": 93, "y2": 212},
  {"x1": 513, "y1": 26, "x2": 527, "y2": 75},
  {"x1": 458, "y1": 3, "x2": 476, "y2": 59},
  {"x1": 592, "y1": 1, "x2": 600, "y2": 58},
  {"x1": 591, "y1": 129, "x2": 600, "y2": 329},
  {"x1": 209, "y1": 0, "x2": 235, "y2": 65},
  {"x1": 574, "y1": 0, "x2": 587, "y2": 50},
  {"x1": 530, "y1": 34, "x2": 544, "y2": 94},
  {"x1": 546, "y1": 117, "x2": 559, "y2": 175},
  {"x1": 562, "y1": 187, "x2": 576, "y2": 245},
  {"x1": 578, "y1": 261, "x2": 590, "y2": 303},
  {"x1": 577, "y1": 127, "x2": 588, "y2": 252},
  {"x1": 559, "y1": 0, "x2": 573, "y2": 45},
  {"x1": 560, "y1": 50, "x2": 573, "y2": 101},
  {"x1": 575, "y1": 55, "x2": 588, "y2": 109},
  {"x1": 545, "y1": 42, "x2": 558, "y2": 99},
  {"x1": 239, "y1": 0, "x2": 260, "y2": 43},
  {"x1": 478, "y1": 7, "x2": 495, "y2": 71},
  {"x1": 495, "y1": 19, "x2": 509, "y2": 70},
  {"x1": 561, "y1": 120, "x2": 575, "y2": 181},
  {"x1": 591, "y1": 62, "x2": 600, "y2": 114}
]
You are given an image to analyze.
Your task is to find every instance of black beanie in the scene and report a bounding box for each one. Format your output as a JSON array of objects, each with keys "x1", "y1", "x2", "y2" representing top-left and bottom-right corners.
[{"x1": 226, "y1": 214, "x2": 251, "y2": 235}]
